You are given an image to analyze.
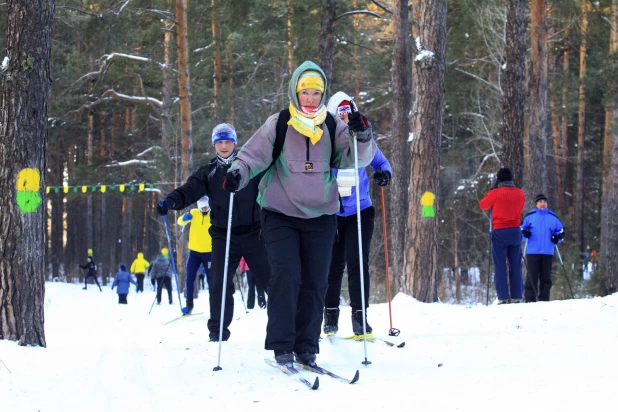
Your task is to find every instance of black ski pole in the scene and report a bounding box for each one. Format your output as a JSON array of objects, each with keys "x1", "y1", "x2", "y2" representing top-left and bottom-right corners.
[
  {"x1": 486, "y1": 209, "x2": 492, "y2": 306},
  {"x1": 521, "y1": 240, "x2": 538, "y2": 300},
  {"x1": 555, "y1": 244, "x2": 575, "y2": 299},
  {"x1": 149, "y1": 278, "x2": 164, "y2": 315}
]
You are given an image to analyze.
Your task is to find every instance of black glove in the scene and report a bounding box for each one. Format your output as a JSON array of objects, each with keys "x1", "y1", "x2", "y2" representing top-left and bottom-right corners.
[
  {"x1": 348, "y1": 108, "x2": 368, "y2": 133},
  {"x1": 374, "y1": 170, "x2": 391, "y2": 187},
  {"x1": 551, "y1": 231, "x2": 565, "y2": 244},
  {"x1": 223, "y1": 169, "x2": 241, "y2": 192},
  {"x1": 522, "y1": 229, "x2": 532, "y2": 239},
  {"x1": 156, "y1": 198, "x2": 174, "y2": 216}
]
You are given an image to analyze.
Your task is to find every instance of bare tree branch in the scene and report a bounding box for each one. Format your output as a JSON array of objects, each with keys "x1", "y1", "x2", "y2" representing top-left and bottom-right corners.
[
  {"x1": 137, "y1": 8, "x2": 177, "y2": 23},
  {"x1": 56, "y1": 5, "x2": 102, "y2": 17},
  {"x1": 370, "y1": 0, "x2": 392, "y2": 14},
  {"x1": 454, "y1": 67, "x2": 502, "y2": 93},
  {"x1": 336, "y1": 10, "x2": 382, "y2": 20}
]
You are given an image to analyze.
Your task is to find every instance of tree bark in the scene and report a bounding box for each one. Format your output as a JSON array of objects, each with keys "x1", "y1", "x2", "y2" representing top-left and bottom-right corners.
[
  {"x1": 526, "y1": 0, "x2": 548, "y2": 207},
  {"x1": 404, "y1": 0, "x2": 447, "y2": 302},
  {"x1": 390, "y1": 0, "x2": 411, "y2": 288},
  {"x1": 501, "y1": 0, "x2": 527, "y2": 187},
  {"x1": 557, "y1": 40, "x2": 570, "y2": 215},
  {"x1": 176, "y1": 0, "x2": 193, "y2": 181},
  {"x1": 574, "y1": 2, "x2": 589, "y2": 254},
  {"x1": 319, "y1": 0, "x2": 336, "y2": 97},
  {"x1": 0, "y1": 0, "x2": 54, "y2": 346},
  {"x1": 211, "y1": 0, "x2": 222, "y2": 122},
  {"x1": 600, "y1": 0, "x2": 618, "y2": 294},
  {"x1": 286, "y1": 0, "x2": 295, "y2": 76}
]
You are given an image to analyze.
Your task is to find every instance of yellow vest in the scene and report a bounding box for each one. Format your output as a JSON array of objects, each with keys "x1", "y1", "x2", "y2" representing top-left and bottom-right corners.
[
  {"x1": 178, "y1": 209, "x2": 212, "y2": 253},
  {"x1": 130, "y1": 253, "x2": 150, "y2": 273}
]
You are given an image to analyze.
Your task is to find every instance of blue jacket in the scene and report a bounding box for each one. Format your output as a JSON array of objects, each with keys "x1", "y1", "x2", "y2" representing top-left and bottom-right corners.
[
  {"x1": 333, "y1": 145, "x2": 392, "y2": 217},
  {"x1": 521, "y1": 208, "x2": 564, "y2": 255},
  {"x1": 111, "y1": 271, "x2": 137, "y2": 294}
]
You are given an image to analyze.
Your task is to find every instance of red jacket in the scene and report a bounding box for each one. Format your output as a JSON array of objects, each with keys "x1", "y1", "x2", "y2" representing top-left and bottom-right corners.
[
  {"x1": 479, "y1": 187, "x2": 525, "y2": 230},
  {"x1": 239, "y1": 257, "x2": 249, "y2": 273}
]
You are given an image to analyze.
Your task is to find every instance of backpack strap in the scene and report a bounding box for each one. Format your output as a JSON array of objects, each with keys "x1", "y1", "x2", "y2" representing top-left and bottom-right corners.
[
  {"x1": 267, "y1": 109, "x2": 291, "y2": 171},
  {"x1": 324, "y1": 112, "x2": 337, "y2": 164}
]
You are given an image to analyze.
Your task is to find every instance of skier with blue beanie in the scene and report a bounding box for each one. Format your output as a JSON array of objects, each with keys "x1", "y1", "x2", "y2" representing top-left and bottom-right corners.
[{"x1": 156, "y1": 123, "x2": 271, "y2": 342}]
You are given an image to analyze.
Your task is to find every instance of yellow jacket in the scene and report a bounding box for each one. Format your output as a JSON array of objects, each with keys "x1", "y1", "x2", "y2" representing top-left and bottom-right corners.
[
  {"x1": 178, "y1": 209, "x2": 212, "y2": 253},
  {"x1": 130, "y1": 253, "x2": 150, "y2": 274}
]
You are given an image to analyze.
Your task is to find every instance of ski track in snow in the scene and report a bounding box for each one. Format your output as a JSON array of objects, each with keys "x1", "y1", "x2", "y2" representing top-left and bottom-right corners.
[{"x1": 1, "y1": 282, "x2": 617, "y2": 411}]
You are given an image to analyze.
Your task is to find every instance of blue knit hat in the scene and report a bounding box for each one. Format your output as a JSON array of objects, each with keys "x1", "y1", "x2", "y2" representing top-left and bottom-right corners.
[
  {"x1": 120, "y1": 264, "x2": 127, "y2": 271},
  {"x1": 212, "y1": 123, "x2": 237, "y2": 146}
]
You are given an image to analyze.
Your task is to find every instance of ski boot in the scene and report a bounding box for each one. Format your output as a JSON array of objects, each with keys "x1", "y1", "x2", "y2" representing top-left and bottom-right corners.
[
  {"x1": 352, "y1": 309, "x2": 372, "y2": 336},
  {"x1": 323, "y1": 308, "x2": 340, "y2": 335},
  {"x1": 274, "y1": 350, "x2": 294, "y2": 365},
  {"x1": 185, "y1": 298, "x2": 194, "y2": 315}
]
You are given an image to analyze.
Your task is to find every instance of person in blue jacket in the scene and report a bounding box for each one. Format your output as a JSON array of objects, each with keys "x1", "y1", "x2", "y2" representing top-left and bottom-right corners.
[
  {"x1": 111, "y1": 264, "x2": 137, "y2": 304},
  {"x1": 521, "y1": 194, "x2": 565, "y2": 302},
  {"x1": 323, "y1": 92, "x2": 392, "y2": 335}
]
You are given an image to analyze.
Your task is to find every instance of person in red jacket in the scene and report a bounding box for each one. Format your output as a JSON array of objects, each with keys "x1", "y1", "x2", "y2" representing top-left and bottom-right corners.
[{"x1": 479, "y1": 168, "x2": 526, "y2": 304}]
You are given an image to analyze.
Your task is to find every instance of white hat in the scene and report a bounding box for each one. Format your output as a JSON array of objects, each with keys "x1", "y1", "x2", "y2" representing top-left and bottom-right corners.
[{"x1": 197, "y1": 196, "x2": 209, "y2": 210}]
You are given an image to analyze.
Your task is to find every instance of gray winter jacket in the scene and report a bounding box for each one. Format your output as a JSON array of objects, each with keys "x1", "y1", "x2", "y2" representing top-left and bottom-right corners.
[{"x1": 149, "y1": 255, "x2": 172, "y2": 279}]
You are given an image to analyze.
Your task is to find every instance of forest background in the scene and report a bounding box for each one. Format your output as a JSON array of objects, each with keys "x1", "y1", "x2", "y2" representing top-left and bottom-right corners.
[{"x1": 1, "y1": 0, "x2": 617, "y2": 317}]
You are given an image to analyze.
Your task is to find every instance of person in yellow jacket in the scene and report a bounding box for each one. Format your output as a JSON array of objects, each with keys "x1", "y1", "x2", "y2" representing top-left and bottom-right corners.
[
  {"x1": 177, "y1": 195, "x2": 212, "y2": 314},
  {"x1": 130, "y1": 252, "x2": 150, "y2": 293}
]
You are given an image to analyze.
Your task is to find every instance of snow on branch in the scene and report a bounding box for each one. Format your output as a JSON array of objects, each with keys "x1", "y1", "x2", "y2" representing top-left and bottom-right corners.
[
  {"x1": 73, "y1": 89, "x2": 162, "y2": 114},
  {"x1": 136, "y1": 146, "x2": 160, "y2": 157},
  {"x1": 105, "y1": 159, "x2": 154, "y2": 168},
  {"x1": 336, "y1": 10, "x2": 382, "y2": 20},
  {"x1": 414, "y1": 37, "x2": 435, "y2": 63},
  {"x1": 370, "y1": 1, "x2": 392, "y2": 14},
  {"x1": 75, "y1": 53, "x2": 166, "y2": 86},
  {"x1": 194, "y1": 43, "x2": 214, "y2": 53}
]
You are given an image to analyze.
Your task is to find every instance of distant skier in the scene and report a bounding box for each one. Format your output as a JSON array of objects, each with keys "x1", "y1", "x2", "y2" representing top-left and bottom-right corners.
[
  {"x1": 479, "y1": 168, "x2": 525, "y2": 304},
  {"x1": 80, "y1": 256, "x2": 102, "y2": 292},
  {"x1": 240, "y1": 257, "x2": 266, "y2": 310},
  {"x1": 521, "y1": 194, "x2": 565, "y2": 302},
  {"x1": 149, "y1": 249, "x2": 174, "y2": 305},
  {"x1": 177, "y1": 195, "x2": 212, "y2": 314},
  {"x1": 130, "y1": 252, "x2": 150, "y2": 293},
  {"x1": 111, "y1": 264, "x2": 137, "y2": 304}
]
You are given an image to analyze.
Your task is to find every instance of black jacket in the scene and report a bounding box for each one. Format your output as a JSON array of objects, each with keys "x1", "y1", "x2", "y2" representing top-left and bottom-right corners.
[
  {"x1": 80, "y1": 261, "x2": 97, "y2": 276},
  {"x1": 165, "y1": 153, "x2": 262, "y2": 230}
]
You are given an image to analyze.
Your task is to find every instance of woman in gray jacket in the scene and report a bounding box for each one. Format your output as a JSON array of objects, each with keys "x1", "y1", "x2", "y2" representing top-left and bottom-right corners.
[{"x1": 222, "y1": 61, "x2": 375, "y2": 366}]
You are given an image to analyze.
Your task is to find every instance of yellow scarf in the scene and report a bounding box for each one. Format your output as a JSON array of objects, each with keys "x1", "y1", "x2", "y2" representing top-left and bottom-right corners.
[{"x1": 288, "y1": 104, "x2": 328, "y2": 145}]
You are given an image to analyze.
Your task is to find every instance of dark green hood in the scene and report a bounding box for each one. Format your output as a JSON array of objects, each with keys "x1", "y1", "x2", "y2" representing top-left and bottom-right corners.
[{"x1": 288, "y1": 61, "x2": 327, "y2": 111}]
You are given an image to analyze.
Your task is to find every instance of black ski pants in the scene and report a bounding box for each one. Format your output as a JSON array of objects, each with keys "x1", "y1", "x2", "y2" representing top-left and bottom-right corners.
[
  {"x1": 325, "y1": 206, "x2": 375, "y2": 311},
  {"x1": 118, "y1": 294, "x2": 128, "y2": 304},
  {"x1": 156, "y1": 277, "x2": 173, "y2": 304},
  {"x1": 135, "y1": 273, "x2": 145, "y2": 293},
  {"x1": 261, "y1": 209, "x2": 336, "y2": 355},
  {"x1": 208, "y1": 224, "x2": 271, "y2": 340},
  {"x1": 525, "y1": 254, "x2": 553, "y2": 302}
]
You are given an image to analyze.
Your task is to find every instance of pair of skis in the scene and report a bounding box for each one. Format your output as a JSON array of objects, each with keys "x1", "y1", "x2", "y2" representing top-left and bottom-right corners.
[
  {"x1": 326, "y1": 333, "x2": 406, "y2": 348},
  {"x1": 162, "y1": 312, "x2": 205, "y2": 325},
  {"x1": 264, "y1": 358, "x2": 359, "y2": 390}
]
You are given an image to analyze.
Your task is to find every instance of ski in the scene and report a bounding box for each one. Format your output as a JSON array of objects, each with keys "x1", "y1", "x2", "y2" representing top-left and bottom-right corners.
[
  {"x1": 264, "y1": 359, "x2": 319, "y2": 390},
  {"x1": 328, "y1": 333, "x2": 405, "y2": 348},
  {"x1": 162, "y1": 312, "x2": 205, "y2": 325},
  {"x1": 293, "y1": 362, "x2": 359, "y2": 384}
]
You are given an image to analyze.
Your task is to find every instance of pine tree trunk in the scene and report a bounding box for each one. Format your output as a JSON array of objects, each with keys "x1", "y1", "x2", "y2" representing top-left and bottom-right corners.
[
  {"x1": 404, "y1": 0, "x2": 447, "y2": 302},
  {"x1": 177, "y1": 0, "x2": 193, "y2": 181},
  {"x1": 286, "y1": 0, "x2": 295, "y2": 76},
  {"x1": 574, "y1": 2, "x2": 589, "y2": 254},
  {"x1": 501, "y1": 0, "x2": 527, "y2": 186},
  {"x1": 0, "y1": 0, "x2": 54, "y2": 347},
  {"x1": 211, "y1": 0, "x2": 222, "y2": 122},
  {"x1": 600, "y1": 0, "x2": 618, "y2": 294},
  {"x1": 527, "y1": 0, "x2": 548, "y2": 207},
  {"x1": 389, "y1": 0, "x2": 411, "y2": 288},
  {"x1": 557, "y1": 42, "x2": 570, "y2": 215},
  {"x1": 319, "y1": 0, "x2": 336, "y2": 97}
]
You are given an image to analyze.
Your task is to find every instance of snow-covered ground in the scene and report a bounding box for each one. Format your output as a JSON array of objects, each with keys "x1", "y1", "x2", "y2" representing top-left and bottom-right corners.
[{"x1": 1, "y1": 282, "x2": 617, "y2": 412}]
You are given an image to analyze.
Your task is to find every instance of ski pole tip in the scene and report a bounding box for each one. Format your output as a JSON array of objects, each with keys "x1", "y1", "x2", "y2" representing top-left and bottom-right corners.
[{"x1": 213, "y1": 366, "x2": 222, "y2": 372}]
